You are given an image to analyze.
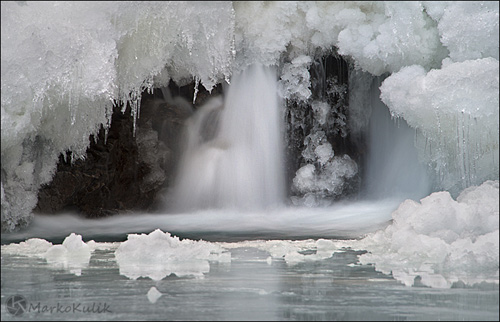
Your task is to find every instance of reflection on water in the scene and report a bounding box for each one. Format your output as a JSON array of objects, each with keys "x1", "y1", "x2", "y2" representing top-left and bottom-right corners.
[{"x1": 1, "y1": 246, "x2": 498, "y2": 321}]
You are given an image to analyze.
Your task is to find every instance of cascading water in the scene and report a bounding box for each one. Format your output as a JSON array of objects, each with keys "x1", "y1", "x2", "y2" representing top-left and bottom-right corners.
[
  {"x1": 362, "y1": 77, "x2": 431, "y2": 201},
  {"x1": 0, "y1": 63, "x2": 435, "y2": 243},
  {"x1": 169, "y1": 64, "x2": 285, "y2": 211}
]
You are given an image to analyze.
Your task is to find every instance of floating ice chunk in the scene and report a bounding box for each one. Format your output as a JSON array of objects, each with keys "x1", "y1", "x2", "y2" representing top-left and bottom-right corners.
[
  {"x1": 115, "y1": 229, "x2": 230, "y2": 281},
  {"x1": 218, "y1": 238, "x2": 351, "y2": 267},
  {"x1": 86, "y1": 240, "x2": 121, "y2": 252},
  {"x1": 266, "y1": 256, "x2": 273, "y2": 265},
  {"x1": 283, "y1": 239, "x2": 340, "y2": 266},
  {"x1": 0, "y1": 238, "x2": 53, "y2": 256},
  {"x1": 43, "y1": 233, "x2": 91, "y2": 276},
  {"x1": 147, "y1": 287, "x2": 162, "y2": 304},
  {"x1": 353, "y1": 180, "x2": 500, "y2": 288},
  {"x1": 1, "y1": 233, "x2": 92, "y2": 276}
]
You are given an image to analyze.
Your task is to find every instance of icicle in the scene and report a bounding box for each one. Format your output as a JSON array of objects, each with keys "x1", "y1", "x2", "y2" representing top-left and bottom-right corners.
[
  {"x1": 131, "y1": 99, "x2": 139, "y2": 137},
  {"x1": 193, "y1": 76, "x2": 200, "y2": 104},
  {"x1": 104, "y1": 100, "x2": 114, "y2": 145}
]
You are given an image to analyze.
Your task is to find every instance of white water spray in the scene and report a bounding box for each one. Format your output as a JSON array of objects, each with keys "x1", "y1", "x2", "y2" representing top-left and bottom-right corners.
[{"x1": 170, "y1": 64, "x2": 285, "y2": 211}]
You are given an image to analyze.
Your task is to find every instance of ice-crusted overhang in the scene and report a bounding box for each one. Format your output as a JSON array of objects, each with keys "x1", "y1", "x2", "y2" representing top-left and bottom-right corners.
[{"x1": 2, "y1": 1, "x2": 499, "y2": 231}]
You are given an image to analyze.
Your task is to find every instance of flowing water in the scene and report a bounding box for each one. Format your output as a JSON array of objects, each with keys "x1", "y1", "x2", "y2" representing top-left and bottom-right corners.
[
  {"x1": 1, "y1": 65, "x2": 498, "y2": 321},
  {"x1": 169, "y1": 64, "x2": 285, "y2": 211}
]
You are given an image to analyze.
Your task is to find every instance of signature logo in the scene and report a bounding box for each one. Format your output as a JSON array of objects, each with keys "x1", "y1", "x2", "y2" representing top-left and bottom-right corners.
[{"x1": 5, "y1": 295, "x2": 28, "y2": 316}]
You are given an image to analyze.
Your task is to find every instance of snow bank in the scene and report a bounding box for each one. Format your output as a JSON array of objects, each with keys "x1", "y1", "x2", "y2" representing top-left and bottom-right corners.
[
  {"x1": 353, "y1": 180, "x2": 499, "y2": 288},
  {"x1": 115, "y1": 229, "x2": 230, "y2": 281}
]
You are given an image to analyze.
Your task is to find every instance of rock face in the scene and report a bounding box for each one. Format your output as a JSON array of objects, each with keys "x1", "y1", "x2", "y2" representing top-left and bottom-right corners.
[{"x1": 35, "y1": 84, "x2": 194, "y2": 217}]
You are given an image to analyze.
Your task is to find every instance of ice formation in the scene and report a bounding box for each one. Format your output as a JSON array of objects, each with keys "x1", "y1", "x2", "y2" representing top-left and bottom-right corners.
[
  {"x1": 291, "y1": 154, "x2": 358, "y2": 207},
  {"x1": 43, "y1": 233, "x2": 92, "y2": 276},
  {"x1": 380, "y1": 58, "x2": 499, "y2": 195},
  {"x1": 289, "y1": 71, "x2": 358, "y2": 206},
  {"x1": 1, "y1": 233, "x2": 93, "y2": 276},
  {"x1": 114, "y1": 229, "x2": 231, "y2": 281},
  {"x1": 147, "y1": 287, "x2": 162, "y2": 304},
  {"x1": 352, "y1": 180, "x2": 500, "y2": 288},
  {"x1": 219, "y1": 238, "x2": 352, "y2": 266},
  {"x1": 1, "y1": 1, "x2": 235, "y2": 230},
  {"x1": 1, "y1": 1, "x2": 499, "y2": 238}
]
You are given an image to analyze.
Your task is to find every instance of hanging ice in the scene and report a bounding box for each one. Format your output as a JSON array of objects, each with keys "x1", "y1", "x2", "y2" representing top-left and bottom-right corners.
[{"x1": 380, "y1": 58, "x2": 499, "y2": 195}]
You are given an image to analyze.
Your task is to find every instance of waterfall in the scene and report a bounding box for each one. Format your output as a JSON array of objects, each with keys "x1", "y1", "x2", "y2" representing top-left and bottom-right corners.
[
  {"x1": 362, "y1": 77, "x2": 431, "y2": 200},
  {"x1": 169, "y1": 64, "x2": 285, "y2": 211}
]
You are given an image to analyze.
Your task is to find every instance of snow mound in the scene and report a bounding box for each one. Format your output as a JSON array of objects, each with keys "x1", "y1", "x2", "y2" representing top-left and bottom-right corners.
[{"x1": 353, "y1": 180, "x2": 500, "y2": 288}]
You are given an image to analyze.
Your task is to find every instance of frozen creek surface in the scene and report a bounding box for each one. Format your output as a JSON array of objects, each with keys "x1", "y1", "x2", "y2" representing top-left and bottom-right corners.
[{"x1": 1, "y1": 239, "x2": 498, "y2": 321}]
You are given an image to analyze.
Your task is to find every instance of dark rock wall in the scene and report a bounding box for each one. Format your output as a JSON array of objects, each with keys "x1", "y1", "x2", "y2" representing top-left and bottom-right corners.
[
  {"x1": 35, "y1": 83, "x2": 194, "y2": 217},
  {"x1": 284, "y1": 54, "x2": 361, "y2": 200}
]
